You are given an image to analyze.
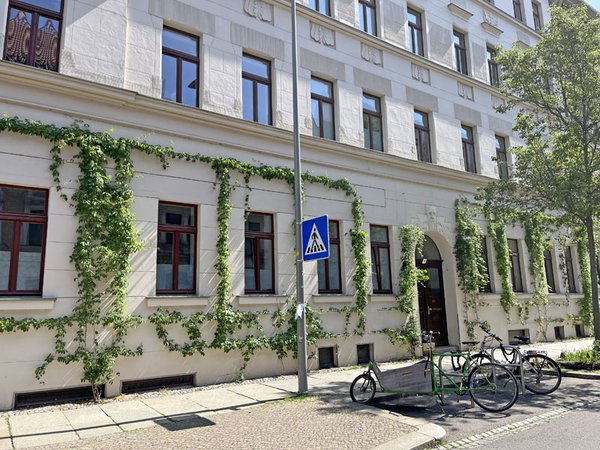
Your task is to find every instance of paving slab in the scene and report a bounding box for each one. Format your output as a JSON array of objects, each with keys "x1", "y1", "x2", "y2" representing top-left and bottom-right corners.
[
  {"x1": 0, "y1": 417, "x2": 12, "y2": 450},
  {"x1": 141, "y1": 395, "x2": 208, "y2": 421},
  {"x1": 184, "y1": 388, "x2": 257, "y2": 412},
  {"x1": 228, "y1": 382, "x2": 293, "y2": 402},
  {"x1": 10, "y1": 411, "x2": 78, "y2": 448},
  {"x1": 259, "y1": 377, "x2": 298, "y2": 393},
  {"x1": 100, "y1": 400, "x2": 162, "y2": 431},
  {"x1": 62, "y1": 405, "x2": 120, "y2": 439}
]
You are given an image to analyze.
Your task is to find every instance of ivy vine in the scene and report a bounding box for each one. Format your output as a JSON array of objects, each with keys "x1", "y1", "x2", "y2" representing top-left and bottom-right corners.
[{"x1": 524, "y1": 215, "x2": 550, "y2": 340}]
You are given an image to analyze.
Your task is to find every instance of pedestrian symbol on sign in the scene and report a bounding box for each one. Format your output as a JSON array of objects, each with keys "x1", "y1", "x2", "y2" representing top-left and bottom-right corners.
[
  {"x1": 305, "y1": 223, "x2": 326, "y2": 255},
  {"x1": 301, "y1": 215, "x2": 330, "y2": 261}
]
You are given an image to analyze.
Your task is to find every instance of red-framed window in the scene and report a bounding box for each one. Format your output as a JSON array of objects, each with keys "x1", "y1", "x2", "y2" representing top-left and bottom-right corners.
[
  {"x1": 156, "y1": 202, "x2": 197, "y2": 294},
  {"x1": 318, "y1": 220, "x2": 341, "y2": 293},
  {"x1": 370, "y1": 225, "x2": 392, "y2": 294},
  {"x1": 245, "y1": 212, "x2": 274, "y2": 294},
  {"x1": 3, "y1": 0, "x2": 63, "y2": 72},
  {"x1": 161, "y1": 27, "x2": 200, "y2": 107},
  {"x1": 0, "y1": 185, "x2": 48, "y2": 296}
]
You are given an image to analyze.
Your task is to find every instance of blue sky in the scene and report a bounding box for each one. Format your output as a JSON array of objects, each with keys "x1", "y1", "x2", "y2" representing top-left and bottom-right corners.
[{"x1": 584, "y1": 0, "x2": 600, "y2": 10}]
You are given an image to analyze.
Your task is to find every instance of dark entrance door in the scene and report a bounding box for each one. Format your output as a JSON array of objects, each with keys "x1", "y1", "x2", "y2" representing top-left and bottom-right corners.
[{"x1": 417, "y1": 237, "x2": 449, "y2": 345}]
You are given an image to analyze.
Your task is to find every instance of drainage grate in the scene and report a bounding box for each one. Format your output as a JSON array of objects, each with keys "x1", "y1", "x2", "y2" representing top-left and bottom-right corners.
[
  {"x1": 15, "y1": 385, "x2": 103, "y2": 409},
  {"x1": 121, "y1": 374, "x2": 194, "y2": 394}
]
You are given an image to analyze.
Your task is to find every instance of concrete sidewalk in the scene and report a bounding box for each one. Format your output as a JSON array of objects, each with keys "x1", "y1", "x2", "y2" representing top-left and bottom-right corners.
[{"x1": 0, "y1": 362, "x2": 445, "y2": 450}]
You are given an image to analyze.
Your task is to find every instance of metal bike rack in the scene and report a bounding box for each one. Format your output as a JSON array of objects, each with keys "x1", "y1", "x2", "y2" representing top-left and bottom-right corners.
[{"x1": 490, "y1": 345, "x2": 527, "y2": 394}]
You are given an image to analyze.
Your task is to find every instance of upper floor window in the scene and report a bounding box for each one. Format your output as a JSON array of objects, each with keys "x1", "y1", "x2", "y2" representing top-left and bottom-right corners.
[
  {"x1": 565, "y1": 246, "x2": 577, "y2": 293},
  {"x1": 461, "y1": 125, "x2": 477, "y2": 173},
  {"x1": 311, "y1": 77, "x2": 335, "y2": 140},
  {"x1": 318, "y1": 220, "x2": 341, "y2": 293},
  {"x1": 480, "y1": 237, "x2": 492, "y2": 293},
  {"x1": 4, "y1": 0, "x2": 63, "y2": 72},
  {"x1": 370, "y1": 225, "x2": 392, "y2": 294},
  {"x1": 242, "y1": 54, "x2": 272, "y2": 125},
  {"x1": 310, "y1": 0, "x2": 331, "y2": 16},
  {"x1": 487, "y1": 46, "x2": 499, "y2": 87},
  {"x1": 0, "y1": 185, "x2": 48, "y2": 296},
  {"x1": 532, "y1": 2, "x2": 543, "y2": 31},
  {"x1": 507, "y1": 239, "x2": 524, "y2": 292},
  {"x1": 513, "y1": 0, "x2": 524, "y2": 22},
  {"x1": 245, "y1": 213, "x2": 274, "y2": 294},
  {"x1": 495, "y1": 135, "x2": 509, "y2": 179},
  {"x1": 363, "y1": 93, "x2": 383, "y2": 151},
  {"x1": 156, "y1": 202, "x2": 196, "y2": 294},
  {"x1": 414, "y1": 110, "x2": 432, "y2": 163},
  {"x1": 161, "y1": 28, "x2": 199, "y2": 107},
  {"x1": 407, "y1": 8, "x2": 424, "y2": 57},
  {"x1": 544, "y1": 249, "x2": 556, "y2": 293},
  {"x1": 453, "y1": 30, "x2": 468, "y2": 75},
  {"x1": 359, "y1": 0, "x2": 377, "y2": 36}
]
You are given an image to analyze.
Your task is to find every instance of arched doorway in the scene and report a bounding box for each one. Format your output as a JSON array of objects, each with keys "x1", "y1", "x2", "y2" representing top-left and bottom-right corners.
[{"x1": 417, "y1": 236, "x2": 449, "y2": 345}]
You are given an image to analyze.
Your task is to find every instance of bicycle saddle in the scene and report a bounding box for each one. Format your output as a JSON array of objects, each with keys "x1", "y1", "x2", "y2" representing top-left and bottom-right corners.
[
  {"x1": 461, "y1": 341, "x2": 479, "y2": 345},
  {"x1": 514, "y1": 335, "x2": 530, "y2": 343}
]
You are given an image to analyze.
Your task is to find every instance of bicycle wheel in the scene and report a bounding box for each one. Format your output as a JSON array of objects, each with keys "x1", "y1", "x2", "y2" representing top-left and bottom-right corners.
[
  {"x1": 350, "y1": 374, "x2": 376, "y2": 403},
  {"x1": 468, "y1": 363, "x2": 519, "y2": 412},
  {"x1": 463, "y1": 352, "x2": 491, "y2": 371},
  {"x1": 522, "y1": 354, "x2": 562, "y2": 394}
]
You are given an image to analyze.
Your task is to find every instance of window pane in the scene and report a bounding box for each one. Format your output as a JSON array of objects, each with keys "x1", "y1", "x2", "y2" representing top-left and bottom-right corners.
[
  {"x1": 18, "y1": 0, "x2": 62, "y2": 12},
  {"x1": 371, "y1": 247, "x2": 380, "y2": 291},
  {"x1": 366, "y1": 7, "x2": 376, "y2": 35},
  {"x1": 246, "y1": 213, "x2": 272, "y2": 233},
  {"x1": 256, "y1": 82, "x2": 270, "y2": 125},
  {"x1": 5, "y1": 9, "x2": 33, "y2": 65},
  {"x1": 311, "y1": 78, "x2": 332, "y2": 98},
  {"x1": 242, "y1": 78, "x2": 254, "y2": 121},
  {"x1": 157, "y1": 231, "x2": 174, "y2": 290},
  {"x1": 243, "y1": 55, "x2": 269, "y2": 79},
  {"x1": 461, "y1": 126, "x2": 472, "y2": 141},
  {"x1": 259, "y1": 239, "x2": 273, "y2": 290},
  {"x1": 370, "y1": 226, "x2": 388, "y2": 243},
  {"x1": 161, "y1": 54, "x2": 177, "y2": 102},
  {"x1": 408, "y1": 10, "x2": 419, "y2": 25},
  {"x1": 414, "y1": 111, "x2": 427, "y2": 128},
  {"x1": 176, "y1": 233, "x2": 193, "y2": 290},
  {"x1": 181, "y1": 60, "x2": 198, "y2": 107},
  {"x1": 328, "y1": 244, "x2": 341, "y2": 290},
  {"x1": 322, "y1": 102, "x2": 334, "y2": 140},
  {"x1": 311, "y1": 98, "x2": 321, "y2": 137},
  {"x1": 317, "y1": 259, "x2": 327, "y2": 291},
  {"x1": 378, "y1": 248, "x2": 391, "y2": 291},
  {"x1": 0, "y1": 221, "x2": 13, "y2": 291},
  {"x1": 163, "y1": 28, "x2": 197, "y2": 56},
  {"x1": 362, "y1": 95, "x2": 378, "y2": 112},
  {"x1": 159, "y1": 203, "x2": 195, "y2": 226},
  {"x1": 16, "y1": 223, "x2": 43, "y2": 290},
  {"x1": 245, "y1": 238, "x2": 256, "y2": 290},
  {"x1": 427, "y1": 267, "x2": 441, "y2": 292},
  {"x1": 329, "y1": 221, "x2": 339, "y2": 239},
  {"x1": 34, "y1": 16, "x2": 59, "y2": 71},
  {"x1": 0, "y1": 186, "x2": 46, "y2": 214},
  {"x1": 371, "y1": 117, "x2": 382, "y2": 151},
  {"x1": 363, "y1": 114, "x2": 371, "y2": 149}
]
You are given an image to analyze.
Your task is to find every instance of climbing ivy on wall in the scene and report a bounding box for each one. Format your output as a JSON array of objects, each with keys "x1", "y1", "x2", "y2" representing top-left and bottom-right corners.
[
  {"x1": 575, "y1": 235, "x2": 593, "y2": 327},
  {"x1": 454, "y1": 198, "x2": 488, "y2": 339},
  {"x1": 0, "y1": 115, "x2": 373, "y2": 393},
  {"x1": 524, "y1": 215, "x2": 550, "y2": 340}
]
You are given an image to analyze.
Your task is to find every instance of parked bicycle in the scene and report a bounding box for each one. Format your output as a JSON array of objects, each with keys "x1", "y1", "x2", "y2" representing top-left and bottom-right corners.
[
  {"x1": 455, "y1": 325, "x2": 561, "y2": 395},
  {"x1": 350, "y1": 331, "x2": 519, "y2": 412}
]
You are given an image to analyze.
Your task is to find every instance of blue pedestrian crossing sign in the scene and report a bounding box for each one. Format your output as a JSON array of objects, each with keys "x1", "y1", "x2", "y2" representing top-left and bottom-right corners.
[{"x1": 302, "y1": 215, "x2": 330, "y2": 262}]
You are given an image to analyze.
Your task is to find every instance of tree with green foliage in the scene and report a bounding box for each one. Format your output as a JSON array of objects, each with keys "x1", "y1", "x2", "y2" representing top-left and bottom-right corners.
[{"x1": 478, "y1": 5, "x2": 600, "y2": 339}]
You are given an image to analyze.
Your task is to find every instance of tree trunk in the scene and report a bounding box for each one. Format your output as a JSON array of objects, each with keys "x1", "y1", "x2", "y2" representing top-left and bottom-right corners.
[{"x1": 585, "y1": 217, "x2": 600, "y2": 340}]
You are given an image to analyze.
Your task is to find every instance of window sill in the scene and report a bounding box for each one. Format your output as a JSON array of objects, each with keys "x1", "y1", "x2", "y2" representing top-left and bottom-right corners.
[
  {"x1": 368, "y1": 294, "x2": 396, "y2": 303},
  {"x1": 236, "y1": 295, "x2": 289, "y2": 306},
  {"x1": 146, "y1": 296, "x2": 210, "y2": 308},
  {"x1": 0, "y1": 298, "x2": 56, "y2": 311},
  {"x1": 312, "y1": 294, "x2": 354, "y2": 304}
]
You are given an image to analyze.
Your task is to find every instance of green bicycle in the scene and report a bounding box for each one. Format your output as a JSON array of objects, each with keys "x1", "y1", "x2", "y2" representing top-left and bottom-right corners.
[{"x1": 350, "y1": 331, "x2": 519, "y2": 412}]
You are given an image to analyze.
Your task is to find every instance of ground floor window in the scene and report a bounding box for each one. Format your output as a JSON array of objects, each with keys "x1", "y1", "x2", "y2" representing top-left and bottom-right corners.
[
  {"x1": 245, "y1": 212, "x2": 274, "y2": 293},
  {"x1": 0, "y1": 185, "x2": 47, "y2": 295}
]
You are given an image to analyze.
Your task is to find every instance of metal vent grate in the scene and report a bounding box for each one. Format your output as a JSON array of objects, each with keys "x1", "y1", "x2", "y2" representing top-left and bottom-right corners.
[
  {"x1": 121, "y1": 374, "x2": 194, "y2": 394},
  {"x1": 15, "y1": 385, "x2": 103, "y2": 409}
]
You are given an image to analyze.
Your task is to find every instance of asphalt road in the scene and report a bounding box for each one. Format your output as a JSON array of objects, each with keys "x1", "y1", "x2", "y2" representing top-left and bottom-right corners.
[{"x1": 369, "y1": 376, "x2": 600, "y2": 447}]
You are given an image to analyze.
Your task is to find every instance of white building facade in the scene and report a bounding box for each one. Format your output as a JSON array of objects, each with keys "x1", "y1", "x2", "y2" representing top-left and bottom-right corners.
[{"x1": 0, "y1": 0, "x2": 586, "y2": 410}]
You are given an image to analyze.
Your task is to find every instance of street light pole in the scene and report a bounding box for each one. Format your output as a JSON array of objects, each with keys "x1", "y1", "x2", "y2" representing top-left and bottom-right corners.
[{"x1": 291, "y1": 0, "x2": 308, "y2": 393}]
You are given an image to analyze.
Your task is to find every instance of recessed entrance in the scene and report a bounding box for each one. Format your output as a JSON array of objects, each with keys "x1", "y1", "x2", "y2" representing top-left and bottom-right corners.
[{"x1": 417, "y1": 236, "x2": 449, "y2": 345}]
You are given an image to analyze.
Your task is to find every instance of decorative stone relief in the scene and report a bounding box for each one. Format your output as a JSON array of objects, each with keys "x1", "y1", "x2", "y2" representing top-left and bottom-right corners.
[
  {"x1": 310, "y1": 22, "x2": 335, "y2": 47},
  {"x1": 411, "y1": 63, "x2": 431, "y2": 84},
  {"x1": 457, "y1": 81, "x2": 474, "y2": 101},
  {"x1": 412, "y1": 205, "x2": 452, "y2": 239},
  {"x1": 481, "y1": 11, "x2": 503, "y2": 37},
  {"x1": 491, "y1": 95, "x2": 506, "y2": 110},
  {"x1": 244, "y1": 0, "x2": 273, "y2": 23},
  {"x1": 361, "y1": 43, "x2": 383, "y2": 66}
]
